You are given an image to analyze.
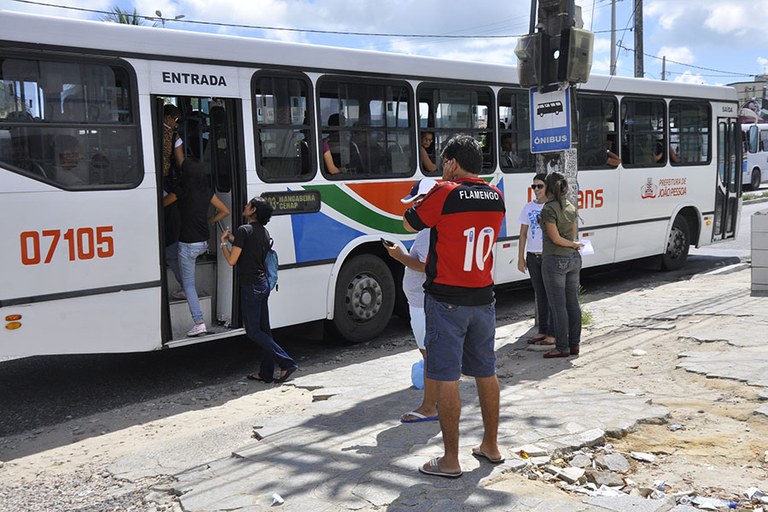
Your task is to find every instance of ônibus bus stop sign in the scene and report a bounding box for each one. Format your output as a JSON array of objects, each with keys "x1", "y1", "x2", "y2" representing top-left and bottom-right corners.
[{"x1": 530, "y1": 85, "x2": 571, "y2": 153}]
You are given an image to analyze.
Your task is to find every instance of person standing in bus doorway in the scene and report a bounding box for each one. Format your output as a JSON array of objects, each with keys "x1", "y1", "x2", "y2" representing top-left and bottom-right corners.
[
  {"x1": 518, "y1": 173, "x2": 555, "y2": 346},
  {"x1": 162, "y1": 104, "x2": 185, "y2": 296},
  {"x1": 219, "y1": 197, "x2": 298, "y2": 383},
  {"x1": 162, "y1": 104, "x2": 185, "y2": 181},
  {"x1": 404, "y1": 134, "x2": 506, "y2": 479},
  {"x1": 383, "y1": 178, "x2": 439, "y2": 424},
  {"x1": 539, "y1": 172, "x2": 584, "y2": 359},
  {"x1": 163, "y1": 158, "x2": 230, "y2": 337}
]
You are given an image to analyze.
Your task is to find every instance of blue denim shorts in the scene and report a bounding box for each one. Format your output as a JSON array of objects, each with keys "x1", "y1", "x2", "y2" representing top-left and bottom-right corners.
[{"x1": 424, "y1": 294, "x2": 497, "y2": 381}]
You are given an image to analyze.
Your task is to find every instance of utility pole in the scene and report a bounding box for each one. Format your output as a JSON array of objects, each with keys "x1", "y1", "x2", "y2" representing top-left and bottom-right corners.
[
  {"x1": 610, "y1": 0, "x2": 617, "y2": 75},
  {"x1": 515, "y1": 0, "x2": 593, "y2": 208},
  {"x1": 662, "y1": 56, "x2": 666, "y2": 80},
  {"x1": 634, "y1": 0, "x2": 644, "y2": 78}
]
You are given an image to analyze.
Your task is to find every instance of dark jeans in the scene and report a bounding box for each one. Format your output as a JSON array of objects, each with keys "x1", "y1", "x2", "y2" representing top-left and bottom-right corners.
[
  {"x1": 240, "y1": 280, "x2": 297, "y2": 382},
  {"x1": 526, "y1": 252, "x2": 553, "y2": 337},
  {"x1": 541, "y1": 252, "x2": 582, "y2": 352}
]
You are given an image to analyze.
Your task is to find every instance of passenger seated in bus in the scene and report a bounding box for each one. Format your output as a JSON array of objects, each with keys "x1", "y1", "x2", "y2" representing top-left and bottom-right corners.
[
  {"x1": 53, "y1": 135, "x2": 89, "y2": 186},
  {"x1": 654, "y1": 133, "x2": 678, "y2": 164},
  {"x1": 322, "y1": 113, "x2": 345, "y2": 174},
  {"x1": 606, "y1": 139, "x2": 621, "y2": 167},
  {"x1": 163, "y1": 158, "x2": 230, "y2": 337},
  {"x1": 500, "y1": 133, "x2": 522, "y2": 168},
  {"x1": 353, "y1": 129, "x2": 386, "y2": 173},
  {"x1": 419, "y1": 131, "x2": 437, "y2": 172}
]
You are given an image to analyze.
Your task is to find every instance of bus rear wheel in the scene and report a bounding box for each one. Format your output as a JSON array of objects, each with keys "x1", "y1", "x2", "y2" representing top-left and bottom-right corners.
[
  {"x1": 661, "y1": 216, "x2": 690, "y2": 271},
  {"x1": 331, "y1": 254, "x2": 395, "y2": 344},
  {"x1": 750, "y1": 168, "x2": 762, "y2": 191}
]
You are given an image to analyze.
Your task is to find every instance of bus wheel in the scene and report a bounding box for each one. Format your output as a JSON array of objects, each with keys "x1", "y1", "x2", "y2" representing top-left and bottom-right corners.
[
  {"x1": 750, "y1": 168, "x2": 761, "y2": 191},
  {"x1": 332, "y1": 254, "x2": 395, "y2": 343},
  {"x1": 661, "y1": 216, "x2": 690, "y2": 271}
]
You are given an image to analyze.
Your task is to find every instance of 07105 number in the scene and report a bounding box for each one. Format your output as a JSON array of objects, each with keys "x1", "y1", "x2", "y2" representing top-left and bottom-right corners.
[{"x1": 20, "y1": 226, "x2": 114, "y2": 265}]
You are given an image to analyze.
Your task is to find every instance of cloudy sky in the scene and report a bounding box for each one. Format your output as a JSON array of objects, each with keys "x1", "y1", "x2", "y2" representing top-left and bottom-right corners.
[{"x1": 1, "y1": 0, "x2": 765, "y2": 87}]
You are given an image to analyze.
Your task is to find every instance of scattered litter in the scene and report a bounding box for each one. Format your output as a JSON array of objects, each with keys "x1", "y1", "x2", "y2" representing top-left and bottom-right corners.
[
  {"x1": 271, "y1": 493, "x2": 284, "y2": 506},
  {"x1": 691, "y1": 496, "x2": 737, "y2": 509},
  {"x1": 504, "y1": 443, "x2": 760, "y2": 510},
  {"x1": 631, "y1": 349, "x2": 647, "y2": 356},
  {"x1": 668, "y1": 424, "x2": 684, "y2": 431},
  {"x1": 629, "y1": 451, "x2": 656, "y2": 463}
]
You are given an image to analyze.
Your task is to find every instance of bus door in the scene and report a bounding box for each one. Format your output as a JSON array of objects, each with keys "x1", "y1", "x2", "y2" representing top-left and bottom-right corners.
[
  {"x1": 713, "y1": 117, "x2": 741, "y2": 241},
  {"x1": 154, "y1": 96, "x2": 245, "y2": 345}
]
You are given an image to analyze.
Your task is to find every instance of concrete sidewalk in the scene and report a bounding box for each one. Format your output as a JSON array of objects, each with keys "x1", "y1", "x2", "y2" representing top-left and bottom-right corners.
[{"x1": 133, "y1": 265, "x2": 768, "y2": 512}]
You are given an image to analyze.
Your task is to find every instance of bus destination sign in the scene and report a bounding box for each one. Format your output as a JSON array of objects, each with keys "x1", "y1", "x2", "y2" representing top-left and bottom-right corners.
[{"x1": 261, "y1": 190, "x2": 321, "y2": 215}]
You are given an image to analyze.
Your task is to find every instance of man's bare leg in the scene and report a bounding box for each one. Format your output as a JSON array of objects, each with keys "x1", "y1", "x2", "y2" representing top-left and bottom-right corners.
[
  {"x1": 474, "y1": 375, "x2": 502, "y2": 460},
  {"x1": 422, "y1": 378, "x2": 461, "y2": 474}
]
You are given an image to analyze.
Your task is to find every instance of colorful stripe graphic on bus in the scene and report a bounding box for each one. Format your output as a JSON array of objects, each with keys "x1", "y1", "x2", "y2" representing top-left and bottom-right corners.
[{"x1": 290, "y1": 179, "x2": 507, "y2": 264}]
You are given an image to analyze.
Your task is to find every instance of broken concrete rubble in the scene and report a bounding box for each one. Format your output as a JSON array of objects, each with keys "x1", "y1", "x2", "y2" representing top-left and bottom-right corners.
[{"x1": 499, "y1": 443, "x2": 765, "y2": 510}]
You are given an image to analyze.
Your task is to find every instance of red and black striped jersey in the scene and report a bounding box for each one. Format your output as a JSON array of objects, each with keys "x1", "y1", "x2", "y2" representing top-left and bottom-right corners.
[{"x1": 405, "y1": 177, "x2": 505, "y2": 306}]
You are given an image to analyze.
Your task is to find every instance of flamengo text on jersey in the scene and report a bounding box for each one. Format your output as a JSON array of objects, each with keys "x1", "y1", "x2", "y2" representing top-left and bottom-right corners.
[{"x1": 458, "y1": 189, "x2": 500, "y2": 201}]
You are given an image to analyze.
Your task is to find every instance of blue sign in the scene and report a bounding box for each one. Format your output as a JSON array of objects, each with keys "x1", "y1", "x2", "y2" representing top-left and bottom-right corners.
[{"x1": 530, "y1": 86, "x2": 571, "y2": 153}]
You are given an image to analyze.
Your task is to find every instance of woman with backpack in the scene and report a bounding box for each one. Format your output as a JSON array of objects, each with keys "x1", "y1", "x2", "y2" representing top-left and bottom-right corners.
[{"x1": 220, "y1": 196, "x2": 298, "y2": 383}]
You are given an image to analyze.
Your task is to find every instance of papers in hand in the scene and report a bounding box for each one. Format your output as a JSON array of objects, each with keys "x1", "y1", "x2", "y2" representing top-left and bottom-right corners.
[{"x1": 578, "y1": 239, "x2": 594, "y2": 255}]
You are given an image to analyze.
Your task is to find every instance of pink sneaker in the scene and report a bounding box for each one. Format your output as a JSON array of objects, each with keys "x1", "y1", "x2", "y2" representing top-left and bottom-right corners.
[{"x1": 187, "y1": 322, "x2": 207, "y2": 337}]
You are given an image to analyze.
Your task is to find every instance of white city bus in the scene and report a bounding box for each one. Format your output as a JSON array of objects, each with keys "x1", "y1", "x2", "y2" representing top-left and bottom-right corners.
[
  {"x1": 0, "y1": 12, "x2": 741, "y2": 356},
  {"x1": 741, "y1": 123, "x2": 768, "y2": 190}
]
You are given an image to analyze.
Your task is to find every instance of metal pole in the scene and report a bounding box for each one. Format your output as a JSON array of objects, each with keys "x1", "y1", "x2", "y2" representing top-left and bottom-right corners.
[
  {"x1": 610, "y1": 0, "x2": 617, "y2": 75},
  {"x1": 662, "y1": 56, "x2": 666, "y2": 80},
  {"x1": 634, "y1": 0, "x2": 644, "y2": 78},
  {"x1": 529, "y1": 0, "x2": 537, "y2": 34}
]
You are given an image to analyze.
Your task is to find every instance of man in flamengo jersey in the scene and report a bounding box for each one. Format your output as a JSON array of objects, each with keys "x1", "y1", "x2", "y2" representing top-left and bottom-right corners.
[{"x1": 404, "y1": 134, "x2": 506, "y2": 479}]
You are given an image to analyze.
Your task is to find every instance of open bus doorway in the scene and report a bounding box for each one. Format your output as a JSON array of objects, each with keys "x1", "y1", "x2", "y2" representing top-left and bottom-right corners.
[{"x1": 154, "y1": 95, "x2": 245, "y2": 345}]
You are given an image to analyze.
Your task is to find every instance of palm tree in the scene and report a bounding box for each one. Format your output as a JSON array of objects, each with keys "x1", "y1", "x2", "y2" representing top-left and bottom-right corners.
[{"x1": 101, "y1": 7, "x2": 145, "y2": 25}]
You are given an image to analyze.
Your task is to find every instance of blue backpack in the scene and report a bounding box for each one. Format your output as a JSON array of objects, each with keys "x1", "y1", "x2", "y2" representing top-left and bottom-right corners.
[{"x1": 265, "y1": 238, "x2": 278, "y2": 291}]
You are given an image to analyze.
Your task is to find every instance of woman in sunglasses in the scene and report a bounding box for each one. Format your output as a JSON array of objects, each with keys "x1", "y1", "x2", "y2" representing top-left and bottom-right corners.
[{"x1": 517, "y1": 173, "x2": 554, "y2": 346}]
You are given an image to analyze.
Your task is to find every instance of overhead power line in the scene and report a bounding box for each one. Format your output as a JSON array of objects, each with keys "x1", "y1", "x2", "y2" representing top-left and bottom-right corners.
[
  {"x1": 616, "y1": 43, "x2": 758, "y2": 79},
  {"x1": 13, "y1": 0, "x2": 756, "y2": 80},
  {"x1": 11, "y1": 0, "x2": 524, "y2": 39}
]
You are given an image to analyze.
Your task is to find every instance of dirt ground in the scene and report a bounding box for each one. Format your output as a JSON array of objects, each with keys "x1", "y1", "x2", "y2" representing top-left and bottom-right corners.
[{"x1": 530, "y1": 312, "x2": 768, "y2": 501}]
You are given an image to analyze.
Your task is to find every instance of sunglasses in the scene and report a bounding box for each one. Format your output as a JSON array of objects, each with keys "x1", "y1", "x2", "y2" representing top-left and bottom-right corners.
[{"x1": 531, "y1": 184, "x2": 545, "y2": 190}]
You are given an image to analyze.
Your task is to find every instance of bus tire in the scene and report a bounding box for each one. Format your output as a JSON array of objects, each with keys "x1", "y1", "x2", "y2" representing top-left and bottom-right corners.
[
  {"x1": 331, "y1": 254, "x2": 395, "y2": 344},
  {"x1": 750, "y1": 168, "x2": 761, "y2": 191},
  {"x1": 661, "y1": 216, "x2": 690, "y2": 271}
]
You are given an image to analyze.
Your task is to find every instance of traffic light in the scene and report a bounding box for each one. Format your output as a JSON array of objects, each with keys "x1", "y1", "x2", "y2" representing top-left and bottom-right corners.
[
  {"x1": 558, "y1": 27, "x2": 594, "y2": 83},
  {"x1": 515, "y1": 33, "x2": 541, "y2": 88},
  {"x1": 515, "y1": 0, "x2": 593, "y2": 87}
]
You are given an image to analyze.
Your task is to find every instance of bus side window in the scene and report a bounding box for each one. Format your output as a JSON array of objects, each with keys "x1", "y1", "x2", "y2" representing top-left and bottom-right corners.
[{"x1": 253, "y1": 71, "x2": 314, "y2": 182}]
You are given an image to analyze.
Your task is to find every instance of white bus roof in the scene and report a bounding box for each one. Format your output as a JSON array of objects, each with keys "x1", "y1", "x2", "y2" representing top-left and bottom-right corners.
[{"x1": 0, "y1": 10, "x2": 737, "y2": 102}]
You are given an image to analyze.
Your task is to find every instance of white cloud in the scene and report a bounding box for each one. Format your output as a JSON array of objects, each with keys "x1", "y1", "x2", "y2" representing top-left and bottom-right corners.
[
  {"x1": 674, "y1": 71, "x2": 705, "y2": 85},
  {"x1": 645, "y1": 1, "x2": 687, "y2": 30},
  {"x1": 703, "y1": 5, "x2": 749, "y2": 36},
  {"x1": 657, "y1": 46, "x2": 694, "y2": 65},
  {"x1": 758, "y1": 57, "x2": 768, "y2": 74}
]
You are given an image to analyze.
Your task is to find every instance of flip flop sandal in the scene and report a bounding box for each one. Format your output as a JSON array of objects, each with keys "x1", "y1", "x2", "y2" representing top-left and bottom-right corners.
[
  {"x1": 400, "y1": 411, "x2": 439, "y2": 423},
  {"x1": 275, "y1": 367, "x2": 298, "y2": 383},
  {"x1": 418, "y1": 457, "x2": 462, "y2": 478},
  {"x1": 471, "y1": 447, "x2": 505, "y2": 464},
  {"x1": 246, "y1": 373, "x2": 272, "y2": 383}
]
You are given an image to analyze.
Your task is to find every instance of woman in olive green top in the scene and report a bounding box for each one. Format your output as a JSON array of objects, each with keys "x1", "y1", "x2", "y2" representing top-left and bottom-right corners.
[{"x1": 539, "y1": 172, "x2": 583, "y2": 358}]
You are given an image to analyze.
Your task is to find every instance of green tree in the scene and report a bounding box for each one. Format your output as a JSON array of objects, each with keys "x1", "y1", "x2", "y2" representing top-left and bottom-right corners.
[{"x1": 101, "y1": 7, "x2": 145, "y2": 25}]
